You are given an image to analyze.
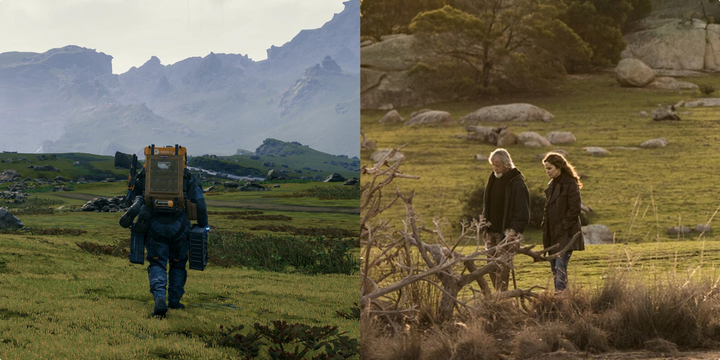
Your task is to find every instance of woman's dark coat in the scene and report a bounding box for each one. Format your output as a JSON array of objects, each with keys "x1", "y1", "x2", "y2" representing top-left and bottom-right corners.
[{"x1": 542, "y1": 174, "x2": 585, "y2": 253}]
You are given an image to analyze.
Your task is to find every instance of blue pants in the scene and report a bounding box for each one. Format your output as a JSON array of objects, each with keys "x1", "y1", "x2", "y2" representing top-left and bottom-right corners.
[
  {"x1": 550, "y1": 251, "x2": 573, "y2": 292},
  {"x1": 146, "y1": 235, "x2": 189, "y2": 303}
]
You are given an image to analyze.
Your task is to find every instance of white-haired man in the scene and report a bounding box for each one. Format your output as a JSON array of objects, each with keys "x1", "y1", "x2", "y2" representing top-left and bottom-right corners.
[{"x1": 482, "y1": 148, "x2": 530, "y2": 291}]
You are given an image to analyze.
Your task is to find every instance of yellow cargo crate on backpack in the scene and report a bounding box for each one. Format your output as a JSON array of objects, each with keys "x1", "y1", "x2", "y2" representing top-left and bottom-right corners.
[{"x1": 143, "y1": 144, "x2": 197, "y2": 220}]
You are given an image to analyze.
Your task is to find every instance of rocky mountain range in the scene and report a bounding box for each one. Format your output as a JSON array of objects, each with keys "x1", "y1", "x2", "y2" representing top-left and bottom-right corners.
[{"x1": 0, "y1": 0, "x2": 359, "y2": 157}]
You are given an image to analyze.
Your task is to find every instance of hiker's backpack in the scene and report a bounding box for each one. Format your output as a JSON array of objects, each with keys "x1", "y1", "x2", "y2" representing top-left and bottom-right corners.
[{"x1": 143, "y1": 144, "x2": 198, "y2": 220}]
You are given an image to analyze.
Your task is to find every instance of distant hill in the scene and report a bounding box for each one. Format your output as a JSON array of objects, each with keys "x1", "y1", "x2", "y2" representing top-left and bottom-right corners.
[
  {"x1": 0, "y1": 152, "x2": 129, "y2": 182},
  {"x1": 0, "y1": 0, "x2": 359, "y2": 158},
  {"x1": 189, "y1": 138, "x2": 360, "y2": 180}
]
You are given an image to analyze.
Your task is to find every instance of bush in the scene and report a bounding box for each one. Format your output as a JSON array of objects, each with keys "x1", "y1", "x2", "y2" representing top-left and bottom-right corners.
[
  {"x1": 209, "y1": 321, "x2": 359, "y2": 359},
  {"x1": 460, "y1": 183, "x2": 589, "y2": 230},
  {"x1": 460, "y1": 183, "x2": 546, "y2": 229},
  {"x1": 209, "y1": 231, "x2": 359, "y2": 275},
  {"x1": 700, "y1": 84, "x2": 715, "y2": 95}
]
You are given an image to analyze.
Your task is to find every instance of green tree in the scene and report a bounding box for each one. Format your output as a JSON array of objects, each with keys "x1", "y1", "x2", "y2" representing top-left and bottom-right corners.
[
  {"x1": 409, "y1": 1, "x2": 591, "y2": 92},
  {"x1": 559, "y1": 0, "x2": 652, "y2": 70},
  {"x1": 361, "y1": 0, "x2": 447, "y2": 39}
]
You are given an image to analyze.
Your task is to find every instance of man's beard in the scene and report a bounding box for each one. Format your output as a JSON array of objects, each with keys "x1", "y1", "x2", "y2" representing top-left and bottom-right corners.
[{"x1": 493, "y1": 172, "x2": 503, "y2": 178}]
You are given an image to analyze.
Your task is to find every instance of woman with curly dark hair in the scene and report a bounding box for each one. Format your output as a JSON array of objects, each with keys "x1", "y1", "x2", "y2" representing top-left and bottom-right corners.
[{"x1": 542, "y1": 152, "x2": 585, "y2": 293}]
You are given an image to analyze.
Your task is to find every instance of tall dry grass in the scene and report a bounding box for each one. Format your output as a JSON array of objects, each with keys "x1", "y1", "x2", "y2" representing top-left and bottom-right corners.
[{"x1": 362, "y1": 272, "x2": 720, "y2": 359}]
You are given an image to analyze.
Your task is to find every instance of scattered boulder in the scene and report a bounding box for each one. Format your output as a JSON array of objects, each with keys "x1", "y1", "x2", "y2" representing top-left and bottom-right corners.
[
  {"x1": 262, "y1": 161, "x2": 275, "y2": 167},
  {"x1": 371, "y1": 149, "x2": 404, "y2": 163},
  {"x1": 638, "y1": 111, "x2": 648, "y2": 117},
  {"x1": 378, "y1": 103, "x2": 393, "y2": 111},
  {"x1": 103, "y1": 178, "x2": 116, "y2": 183},
  {"x1": 465, "y1": 125, "x2": 503, "y2": 144},
  {"x1": 497, "y1": 128, "x2": 516, "y2": 147},
  {"x1": 203, "y1": 186, "x2": 215, "y2": 193},
  {"x1": 405, "y1": 110, "x2": 454, "y2": 126},
  {"x1": 223, "y1": 181, "x2": 240, "y2": 189},
  {"x1": 53, "y1": 185, "x2": 71, "y2": 192},
  {"x1": 582, "y1": 225, "x2": 614, "y2": 245},
  {"x1": 54, "y1": 176, "x2": 67, "y2": 182},
  {"x1": 80, "y1": 196, "x2": 128, "y2": 213},
  {"x1": 545, "y1": 132, "x2": 576, "y2": 144},
  {"x1": 113, "y1": 151, "x2": 134, "y2": 169},
  {"x1": 651, "y1": 105, "x2": 680, "y2": 121},
  {"x1": 239, "y1": 182, "x2": 267, "y2": 191},
  {"x1": 272, "y1": 184, "x2": 281, "y2": 188},
  {"x1": 640, "y1": 138, "x2": 669, "y2": 148},
  {"x1": 474, "y1": 154, "x2": 488, "y2": 162},
  {"x1": 460, "y1": 103, "x2": 553, "y2": 124},
  {"x1": 666, "y1": 226, "x2": 691, "y2": 235},
  {"x1": 694, "y1": 225, "x2": 712, "y2": 233},
  {"x1": 516, "y1": 132, "x2": 552, "y2": 147},
  {"x1": 32, "y1": 165, "x2": 60, "y2": 172},
  {"x1": 0, "y1": 207, "x2": 24, "y2": 229},
  {"x1": 379, "y1": 110, "x2": 404, "y2": 124},
  {"x1": 644, "y1": 77, "x2": 698, "y2": 90},
  {"x1": 684, "y1": 98, "x2": 720, "y2": 107},
  {"x1": 323, "y1": 173, "x2": 346, "y2": 183},
  {"x1": 73, "y1": 161, "x2": 81, "y2": 166},
  {"x1": 584, "y1": 147, "x2": 610, "y2": 156},
  {"x1": 0, "y1": 169, "x2": 20, "y2": 182},
  {"x1": 343, "y1": 178, "x2": 359, "y2": 185},
  {"x1": 313, "y1": 174, "x2": 324, "y2": 181},
  {"x1": 361, "y1": 132, "x2": 377, "y2": 151},
  {"x1": 615, "y1": 58, "x2": 655, "y2": 87},
  {"x1": 267, "y1": 169, "x2": 290, "y2": 180}
]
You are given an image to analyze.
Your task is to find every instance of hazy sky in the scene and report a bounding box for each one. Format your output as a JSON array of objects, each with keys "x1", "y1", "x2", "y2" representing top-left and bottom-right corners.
[{"x1": 0, "y1": 0, "x2": 346, "y2": 74}]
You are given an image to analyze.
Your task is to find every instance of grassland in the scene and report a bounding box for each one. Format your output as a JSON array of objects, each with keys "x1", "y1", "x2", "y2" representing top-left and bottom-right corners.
[
  {"x1": 0, "y1": 181, "x2": 359, "y2": 359},
  {"x1": 361, "y1": 72, "x2": 720, "y2": 244},
  {"x1": 0, "y1": 152, "x2": 129, "y2": 181}
]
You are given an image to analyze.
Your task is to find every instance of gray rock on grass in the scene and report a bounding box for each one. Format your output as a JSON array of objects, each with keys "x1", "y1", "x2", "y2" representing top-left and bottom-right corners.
[
  {"x1": 0, "y1": 207, "x2": 24, "y2": 230},
  {"x1": 460, "y1": 103, "x2": 553, "y2": 124}
]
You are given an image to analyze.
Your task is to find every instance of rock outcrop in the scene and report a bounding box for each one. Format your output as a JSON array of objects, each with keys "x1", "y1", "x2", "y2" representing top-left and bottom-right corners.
[{"x1": 460, "y1": 103, "x2": 553, "y2": 124}]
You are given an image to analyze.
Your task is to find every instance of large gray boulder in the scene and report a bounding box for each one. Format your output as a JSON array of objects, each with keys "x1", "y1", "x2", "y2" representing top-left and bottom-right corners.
[
  {"x1": 379, "y1": 110, "x2": 404, "y2": 124},
  {"x1": 640, "y1": 138, "x2": 669, "y2": 148},
  {"x1": 545, "y1": 131, "x2": 576, "y2": 144},
  {"x1": 622, "y1": 19, "x2": 720, "y2": 71},
  {"x1": 0, "y1": 169, "x2": 19, "y2": 182},
  {"x1": 582, "y1": 225, "x2": 614, "y2": 245},
  {"x1": 497, "y1": 128, "x2": 516, "y2": 147},
  {"x1": 361, "y1": 35, "x2": 432, "y2": 109},
  {"x1": 323, "y1": 173, "x2": 346, "y2": 182},
  {"x1": 516, "y1": 132, "x2": 552, "y2": 147},
  {"x1": 684, "y1": 98, "x2": 720, "y2": 107},
  {"x1": 584, "y1": 147, "x2": 610, "y2": 156},
  {"x1": 460, "y1": 103, "x2": 554, "y2": 124},
  {"x1": 0, "y1": 207, "x2": 23, "y2": 230},
  {"x1": 615, "y1": 58, "x2": 655, "y2": 87},
  {"x1": 651, "y1": 106, "x2": 680, "y2": 121},
  {"x1": 644, "y1": 77, "x2": 698, "y2": 90},
  {"x1": 267, "y1": 169, "x2": 290, "y2": 180},
  {"x1": 465, "y1": 125, "x2": 503, "y2": 144},
  {"x1": 32, "y1": 165, "x2": 60, "y2": 172},
  {"x1": 405, "y1": 110, "x2": 453, "y2": 126}
]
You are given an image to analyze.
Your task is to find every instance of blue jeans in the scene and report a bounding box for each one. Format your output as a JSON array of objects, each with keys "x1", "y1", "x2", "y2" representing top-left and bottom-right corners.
[
  {"x1": 550, "y1": 251, "x2": 573, "y2": 292},
  {"x1": 146, "y1": 233, "x2": 189, "y2": 303}
]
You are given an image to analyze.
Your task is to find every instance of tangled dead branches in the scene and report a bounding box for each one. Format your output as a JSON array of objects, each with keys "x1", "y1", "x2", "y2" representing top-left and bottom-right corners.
[{"x1": 361, "y1": 145, "x2": 581, "y2": 326}]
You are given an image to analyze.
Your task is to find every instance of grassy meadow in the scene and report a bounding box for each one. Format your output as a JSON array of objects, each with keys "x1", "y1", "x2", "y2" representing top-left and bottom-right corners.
[
  {"x1": 0, "y1": 181, "x2": 359, "y2": 359},
  {"x1": 361, "y1": 72, "x2": 720, "y2": 245}
]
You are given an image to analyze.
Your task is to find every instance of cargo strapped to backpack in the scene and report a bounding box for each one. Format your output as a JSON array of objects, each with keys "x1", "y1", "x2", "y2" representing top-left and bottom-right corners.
[{"x1": 143, "y1": 144, "x2": 198, "y2": 220}]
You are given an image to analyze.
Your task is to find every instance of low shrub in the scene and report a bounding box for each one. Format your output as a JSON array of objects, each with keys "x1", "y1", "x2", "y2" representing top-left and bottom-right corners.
[
  {"x1": 209, "y1": 231, "x2": 358, "y2": 274},
  {"x1": 248, "y1": 224, "x2": 359, "y2": 238},
  {"x1": 209, "y1": 321, "x2": 359, "y2": 359}
]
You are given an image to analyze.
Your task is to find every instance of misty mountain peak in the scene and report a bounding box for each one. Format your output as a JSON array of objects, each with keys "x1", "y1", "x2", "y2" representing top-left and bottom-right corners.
[{"x1": 142, "y1": 56, "x2": 162, "y2": 68}]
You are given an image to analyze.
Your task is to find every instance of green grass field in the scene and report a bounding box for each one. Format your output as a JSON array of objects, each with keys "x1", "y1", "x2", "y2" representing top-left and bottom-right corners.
[
  {"x1": 0, "y1": 181, "x2": 359, "y2": 359},
  {"x1": 361, "y1": 72, "x2": 720, "y2": 244}
]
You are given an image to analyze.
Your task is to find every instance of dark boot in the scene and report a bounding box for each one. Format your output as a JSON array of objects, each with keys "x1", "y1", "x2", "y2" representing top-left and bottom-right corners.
[
  {"x1": 152, "y1": 296, "x2": 168, "y2": 317},
  {"x1": 119, "y1": 195, "x2": 144, "y2": 228},
  {"x1": 168, "y1": 302, "x2": 185, "y2": 310}
]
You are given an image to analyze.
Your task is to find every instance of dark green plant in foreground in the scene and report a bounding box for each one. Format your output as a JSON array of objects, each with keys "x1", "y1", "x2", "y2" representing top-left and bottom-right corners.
[
  {"x1": 335, "y1": 303, "x2": 360, "y2": 320},
  {"x1": 210, "y1": 321, "x2": 359, "y2": 360}
]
